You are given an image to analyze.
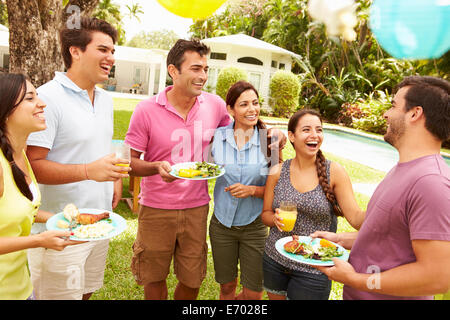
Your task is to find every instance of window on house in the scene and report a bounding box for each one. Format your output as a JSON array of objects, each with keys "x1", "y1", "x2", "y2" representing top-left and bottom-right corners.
[
  {"x1": 210, "y1": 52, "x2": 227, "y2": 60},
  {"x1": 237, "y1": 56, "x2": 263, "y2": 66},
  {"x1": 206, "y1": 68, "x2": 220, "y2": 93},
  {"x1": 109, "y1": 65, "x2": 116, "y2": 78},
  {"x1": 279, "y1": 63, "x2": 285, "y2": 70},
  {"x1": 3, "y1": 54, "x2": 9, "y2": 70},
  {"x1": 153, "y1": 67, "x2": 161, "y2": 95},
  {"x1": 133, "y1": 66, "x2": 144, "y2": 84},
  {"x1": 271, "y1": 60, "x2": 278, "y2": 68},
  {"x1": 248, "y1": 72, "x2": 262, "y2": 92}
]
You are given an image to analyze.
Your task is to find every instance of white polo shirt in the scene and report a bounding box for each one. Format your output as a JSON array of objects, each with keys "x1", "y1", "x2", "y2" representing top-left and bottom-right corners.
[{"x1": 28, "y1": 72, "x2": 114, "y2": 233}]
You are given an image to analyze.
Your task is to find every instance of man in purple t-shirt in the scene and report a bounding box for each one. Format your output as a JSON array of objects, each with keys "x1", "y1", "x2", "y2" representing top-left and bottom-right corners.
[{"x1": 313, "y1": 76, "x2": 450, "y2": 299}]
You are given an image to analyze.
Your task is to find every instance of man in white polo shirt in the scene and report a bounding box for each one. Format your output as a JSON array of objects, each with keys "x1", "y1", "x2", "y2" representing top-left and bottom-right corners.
[{"x1": 26, "y1": 17, "x2": 130, "y2": 300}]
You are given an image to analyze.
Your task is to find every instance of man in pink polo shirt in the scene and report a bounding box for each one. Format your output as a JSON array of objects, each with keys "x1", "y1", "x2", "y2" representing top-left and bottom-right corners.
[
  {"x1": 313, "y1": 76, "x2": 450, "y2": 299},
  {"x1": 125, "y1": 39, "x2": 231, "y2": 300}
]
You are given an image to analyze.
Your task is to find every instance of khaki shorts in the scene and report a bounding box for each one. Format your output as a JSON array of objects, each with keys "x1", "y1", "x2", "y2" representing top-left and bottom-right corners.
[
  {"x1": 27, "y1": 239, "x2": 109, "y2": 300},
  {"x1": 209, "y1": 214, "x2": 268, "y2": 292},
  {"x1": 131, "y1": 204, "x2": 209, "y2": 289}
]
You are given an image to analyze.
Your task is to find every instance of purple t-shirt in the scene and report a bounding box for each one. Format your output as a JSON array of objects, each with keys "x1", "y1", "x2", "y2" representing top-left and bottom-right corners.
[
  {"x1": 125, "y1": 86, "x2": 231, "y2": 209},
  {"x1": 344, "y1": 154, "x2": 450, "y2": 300}
]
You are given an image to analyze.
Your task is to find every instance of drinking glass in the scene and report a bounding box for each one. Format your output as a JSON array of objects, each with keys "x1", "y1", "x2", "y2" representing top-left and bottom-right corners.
[
  {"x1": 112, "y1": 141, "x2": 131, "y2": 174},
  {"x1": 278, "y1": 200, "x2": 298, "y2": 232}
]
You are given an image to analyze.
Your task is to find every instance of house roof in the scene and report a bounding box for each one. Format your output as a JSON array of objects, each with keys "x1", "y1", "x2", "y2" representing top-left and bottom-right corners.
[
  {"x1": 114, "y1": 45, "x2": 168, "y2": 64},
  {"x1": 202, "y1": 34, "x2": 301, "y2": 60}
]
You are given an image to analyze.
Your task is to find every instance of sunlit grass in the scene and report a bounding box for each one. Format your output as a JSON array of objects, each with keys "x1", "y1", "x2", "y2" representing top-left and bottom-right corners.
[{"x1": 112, "y1": 97, "x2": 141, "y2": 111}]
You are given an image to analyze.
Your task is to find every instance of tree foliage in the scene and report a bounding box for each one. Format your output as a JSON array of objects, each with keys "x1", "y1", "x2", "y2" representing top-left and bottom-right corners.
[
  {"x1": 124, "y1": 1, "x2": 143, "y2": 22},
  {"x1": 93, "y1": 0, "x2": 125, "y2": 45},
  {"x1": 0, "y1": 0, "x2": 7, "y2": 26},
  {"x1": 93, "y1": 0, "x2": 143, "y2": 45},
  {"x1": 126, "y1": 29, "x2": 179, "y2": 50},
  {"x1": 189, "y1": 0, "x2": 449, "y2": 124},
  {"x1": 189, "y1": 0, "x2": 268, "y2": 39}
]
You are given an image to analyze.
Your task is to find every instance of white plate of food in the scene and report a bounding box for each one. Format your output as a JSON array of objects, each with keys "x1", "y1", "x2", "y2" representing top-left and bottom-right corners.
[
  {"x1": 169, "y1": 161, "x2": 225, "y2": 180},
  {"x1": 46, "y1": 205, "x2": 126, "y2": 241}
]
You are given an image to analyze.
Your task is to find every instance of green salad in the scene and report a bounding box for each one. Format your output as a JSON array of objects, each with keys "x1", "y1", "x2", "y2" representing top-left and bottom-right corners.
[
  {"x1": 300, "y1": 242, "x2": 343, "y2": 261},
  {"x1": 194, "y1": 161, "x2": 222, "y2": 177}
]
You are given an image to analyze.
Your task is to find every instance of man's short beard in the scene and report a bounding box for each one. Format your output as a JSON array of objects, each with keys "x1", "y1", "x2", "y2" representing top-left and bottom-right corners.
[{"x1": 384, "y1": 118, "x2": 406, "y2": 148}]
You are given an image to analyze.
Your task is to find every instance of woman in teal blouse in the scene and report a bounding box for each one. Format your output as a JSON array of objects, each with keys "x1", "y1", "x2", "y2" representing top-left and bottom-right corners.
[{"x1": 209, "y1": 81, "x2": 282, "y2": 300}]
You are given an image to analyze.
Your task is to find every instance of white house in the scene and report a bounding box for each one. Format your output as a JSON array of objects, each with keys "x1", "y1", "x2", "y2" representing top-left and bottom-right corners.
[
  {"x1": 112, "y1": 45, "x2": 168, "y2": 95},
  {"x1": 112, "y1": 34, "x2": 300, "y2": 101},
  {"x1": 0, "y1": 24, "x2": 9, "y2": 72},
  {"x1": 202, "y1": 34, "x2": 301, "y2": 108}
]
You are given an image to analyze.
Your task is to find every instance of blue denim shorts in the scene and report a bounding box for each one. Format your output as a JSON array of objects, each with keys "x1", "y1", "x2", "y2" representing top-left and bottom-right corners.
[{"x1": 262, "y1": 253, "x2": 331, "y2": 300}]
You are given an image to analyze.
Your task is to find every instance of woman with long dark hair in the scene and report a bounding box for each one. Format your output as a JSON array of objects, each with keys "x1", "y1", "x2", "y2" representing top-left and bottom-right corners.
[
  {"x1": 0, "y1": 73, "x2": 76, "y2": 300},
  {"x1": 261, "y1": 108, "x2": 364, "y2": 300},
  {"x1": 209, "y1": 81, "x2": 282, "y2": 299}
]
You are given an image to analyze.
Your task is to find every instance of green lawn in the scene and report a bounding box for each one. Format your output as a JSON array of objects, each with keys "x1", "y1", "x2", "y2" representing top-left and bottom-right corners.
[
  {"x1": 92, "y1": 99, "x2": 385, "y2": 300},
  {"x1": 112, "y1": 98, "x2": 139, "y2": 140},
  {"x1": 112, "y1": 97, "x2": 142, "y2": 111}
]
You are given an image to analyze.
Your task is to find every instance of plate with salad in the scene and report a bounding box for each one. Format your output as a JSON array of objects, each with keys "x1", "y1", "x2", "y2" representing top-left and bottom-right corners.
[
  {"x1": 170, "y1": 161, "x2": 225, "y2": 180},
  {"x1": 275, "y1": 235, "x2": 349, "y2": 266}
]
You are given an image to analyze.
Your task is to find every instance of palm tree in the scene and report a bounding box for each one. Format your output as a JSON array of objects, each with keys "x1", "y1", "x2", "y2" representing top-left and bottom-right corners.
[
  {"x1": 263, "y1": 0, "x2": 312, "y2": 53},
  {"x1": 93, "y1": 0, "x2": 125, "y2": 45},
  {"x1": 125, "y1": 1, "x2": 144, "y2": 23},
  {"x1": 94, "y1": 0, "x2": 122, "y2": 22}
]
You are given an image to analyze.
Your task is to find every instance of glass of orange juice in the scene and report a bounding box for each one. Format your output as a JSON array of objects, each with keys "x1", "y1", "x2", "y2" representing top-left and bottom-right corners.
[
  {"x1": 278, "y1": 201, "x2": 297, "y2": 232},
  {"x1": 112, "y1": 141, "x2": 130, "y2": 174}
]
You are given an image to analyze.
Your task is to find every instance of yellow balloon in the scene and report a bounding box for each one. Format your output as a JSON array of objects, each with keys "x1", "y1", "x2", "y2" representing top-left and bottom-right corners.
[{"x1": 157, "y1": 0, "x2": 227, "y2": 20}]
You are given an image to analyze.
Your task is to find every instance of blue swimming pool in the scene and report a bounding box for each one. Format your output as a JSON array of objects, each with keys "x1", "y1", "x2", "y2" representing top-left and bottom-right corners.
[{"x1": 321, "y1": 128, "x2": 450, "y2": 172}]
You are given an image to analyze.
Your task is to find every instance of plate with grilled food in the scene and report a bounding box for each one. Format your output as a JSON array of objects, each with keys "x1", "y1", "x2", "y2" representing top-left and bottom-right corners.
[
  {"x1": 46, "y1": 204, "x2": 127, "y2": 241},
  {"x1": 275, "y1": 235, "x2": 350, "y2": 266}
]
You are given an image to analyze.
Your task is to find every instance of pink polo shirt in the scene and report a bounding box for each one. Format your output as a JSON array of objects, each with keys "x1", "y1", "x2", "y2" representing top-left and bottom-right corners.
[{"x1": 125, "y1": 86, "x2": 231, "y2": 209}]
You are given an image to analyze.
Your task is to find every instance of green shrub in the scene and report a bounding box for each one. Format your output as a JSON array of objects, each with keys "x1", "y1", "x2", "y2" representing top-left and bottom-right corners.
[
  {"x1": 215, "y1": 66, "x2": 248, "y2": 100},
  {"x1": 352, "y1": 91, "x2": 391, "y2": 134},
  {"x1": 322, "y1": 69, "x2": 364, "y2": 121},
  {"x1": 337, "y1": 102, "x2": 364, "y2": 126},
  {"x1": 363, "y1": 58, "x2": 417, "y2": 93},
  {"x1": 269, "y1": 70, "x2": 300, "y2": 117}
]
